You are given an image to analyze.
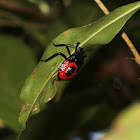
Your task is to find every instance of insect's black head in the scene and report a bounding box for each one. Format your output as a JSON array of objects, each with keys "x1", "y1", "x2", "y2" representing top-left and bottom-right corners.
[
  {"x1": 78, "y1": 47, "x2": 86, "y2": 58},
  {"x1": 79, "y1": 47, "x2": 84, "y2": 52}
]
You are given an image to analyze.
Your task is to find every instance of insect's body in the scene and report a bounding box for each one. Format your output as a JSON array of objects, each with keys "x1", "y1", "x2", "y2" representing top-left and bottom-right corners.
[
  {"x1": 41, "y1": 41, "x2": 86, "y2": 84},
  {"x1": 58, "y1": 49, "x2": 85, "y2": 80},
  {"x1": 58, "y1": 59, "x2": 78, "y2": 80}
]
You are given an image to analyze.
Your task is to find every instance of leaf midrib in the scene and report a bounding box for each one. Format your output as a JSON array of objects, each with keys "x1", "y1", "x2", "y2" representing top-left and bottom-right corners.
[{"x1": 80, "y1": 3, "x2": 140, "y2": 46}]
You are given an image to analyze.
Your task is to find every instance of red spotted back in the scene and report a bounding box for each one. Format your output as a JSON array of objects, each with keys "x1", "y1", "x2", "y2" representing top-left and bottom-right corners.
[{"x1": 58, "y1": 59, "x2": 78, "y2": 80}]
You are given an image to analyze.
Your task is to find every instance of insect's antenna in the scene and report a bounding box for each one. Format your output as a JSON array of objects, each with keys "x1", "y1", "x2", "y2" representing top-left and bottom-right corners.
[
  {"x1": 67, "y1": 44, "x2": 75, "y2": 46},
  {"x1": 60, "y1": 42, "x2": 80, "y2": 49},
  {"x1": 66, "y1": 43, "x2": 79, "y2": 49},
  {"x1": 67, "y1": 46, "x2": 75, "y2": 49},
  {"x1": 85, "y1": 49, "x2": 95, "y2": 52}
]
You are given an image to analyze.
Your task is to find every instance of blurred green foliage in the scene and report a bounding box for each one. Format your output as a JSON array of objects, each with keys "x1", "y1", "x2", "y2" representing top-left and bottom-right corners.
[
  {"x1": 0, "y1": 35, "x2": 36, "y2": 132},
  {"x1": 0, "y1": 0, "x2": 139, "y2": 140}
]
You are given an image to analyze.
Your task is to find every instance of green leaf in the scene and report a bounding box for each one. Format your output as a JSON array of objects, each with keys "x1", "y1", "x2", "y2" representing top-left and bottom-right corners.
[
  {"x1": 100, "y1": 103, "x2": 140, "y2": 140},
  {"x1": 0, "y1": 35, "x2": 36, "y2": 132},
  {"x1": 18, "y1": 1, "x2": 140, "y2": 135}
]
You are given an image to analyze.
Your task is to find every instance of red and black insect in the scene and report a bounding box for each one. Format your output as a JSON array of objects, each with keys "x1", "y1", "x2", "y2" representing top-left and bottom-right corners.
[{"x1": 41, "y1": 41, "x2": 86, "y2": 84}]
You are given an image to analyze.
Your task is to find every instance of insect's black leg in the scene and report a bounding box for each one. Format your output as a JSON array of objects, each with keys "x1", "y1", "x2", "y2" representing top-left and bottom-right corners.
[
  {"x1": 52, "y1": 41, "x2": 71, "y2": 56},
  {"x1": 41, "y1": 52, "x2": 67, "y2": 62},
  {"x1": 52, "y1": 78, "x2": 61, "y2": 85},
  {"x1": 75, "y1": 42, "x2": 80, "y2": 52}
]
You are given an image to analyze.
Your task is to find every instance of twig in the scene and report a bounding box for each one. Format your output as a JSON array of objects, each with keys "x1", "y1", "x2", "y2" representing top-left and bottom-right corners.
[
  {"x1": 121, "y1": 32, "x2": 140, "y2": 64},
  {"x1": 94, "y1": 0, "x2": 140, "y2": 65},
  {"x1": 94, "y1": 0, "x2": 109, "y2": 14}
]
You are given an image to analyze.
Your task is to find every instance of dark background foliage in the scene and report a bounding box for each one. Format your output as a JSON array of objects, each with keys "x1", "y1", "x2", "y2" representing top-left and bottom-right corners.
[{"x1": 0, "y1": 0, "x2": 139, "y2": 140}]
